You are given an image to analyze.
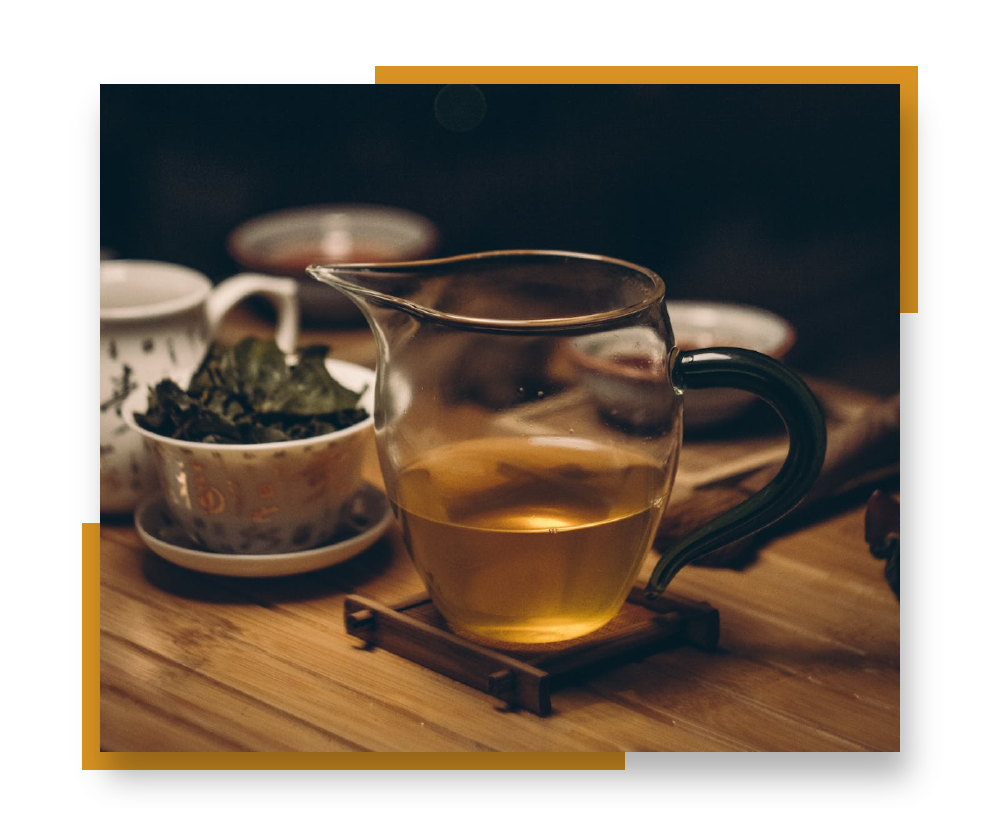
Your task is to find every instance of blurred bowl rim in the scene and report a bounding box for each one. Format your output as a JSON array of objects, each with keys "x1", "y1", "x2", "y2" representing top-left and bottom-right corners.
[
  {"x1": 567, "y1": 300, "x2": 796, "y2": 380},
  {"x1": 666, "y1": 300, "x2": 797, "y2": 360},
  {"x1": 226, "y1": 203, "x2": 440, "y2": 270}
]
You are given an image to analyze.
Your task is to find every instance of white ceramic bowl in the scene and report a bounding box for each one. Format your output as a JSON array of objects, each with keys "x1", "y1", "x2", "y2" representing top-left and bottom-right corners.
[
  {"x1": 123, "y1": 359, "x2": 376, "y2": 554},
  {"x1": 570, "y1": 301, "x2": 796, "y2": 431},
  {"x1": 227, "y1": 204, "x2": 440, "y2": 325},
  {"x1": 668, "y1": 301, "x2": 796, "y2": 428}
]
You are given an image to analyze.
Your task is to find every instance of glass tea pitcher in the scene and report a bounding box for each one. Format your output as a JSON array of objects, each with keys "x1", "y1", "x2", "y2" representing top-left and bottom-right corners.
[{"x1": 309, "y1": 251, "x2": 825, "y2": 646}]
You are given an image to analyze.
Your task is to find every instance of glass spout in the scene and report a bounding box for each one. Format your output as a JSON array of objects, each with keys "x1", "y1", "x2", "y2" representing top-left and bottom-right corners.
[{"x1": 307, "y1": 250, "x2": 666, "y2": 335}]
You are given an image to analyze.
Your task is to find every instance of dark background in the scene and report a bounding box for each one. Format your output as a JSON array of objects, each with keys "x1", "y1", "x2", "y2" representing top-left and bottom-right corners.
[{"x1": 101, "y1": 84, "x2": 900, "y2": 394}]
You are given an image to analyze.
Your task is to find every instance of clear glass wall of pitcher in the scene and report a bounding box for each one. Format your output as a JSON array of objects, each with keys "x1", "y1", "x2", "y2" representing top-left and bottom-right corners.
[{"x1": 309, "y1": 251, "x2": 825, "y2": 646}]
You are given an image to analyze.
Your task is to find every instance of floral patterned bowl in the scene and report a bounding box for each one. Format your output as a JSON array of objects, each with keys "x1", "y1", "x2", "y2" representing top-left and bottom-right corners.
[{"x1": 122, "y1": 359, "x2": 376, "y2": 554}]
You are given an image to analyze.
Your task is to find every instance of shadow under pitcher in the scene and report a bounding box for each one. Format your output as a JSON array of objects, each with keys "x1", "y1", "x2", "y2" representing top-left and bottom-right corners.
[{"x1": 309, "y1": 251, "x2": 826, "y2": 646}]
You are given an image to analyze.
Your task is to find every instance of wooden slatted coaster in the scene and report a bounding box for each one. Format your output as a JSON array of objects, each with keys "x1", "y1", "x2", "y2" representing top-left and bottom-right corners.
[{"x1": 343, "y1": 588, "x2": 719, "y2": 716}]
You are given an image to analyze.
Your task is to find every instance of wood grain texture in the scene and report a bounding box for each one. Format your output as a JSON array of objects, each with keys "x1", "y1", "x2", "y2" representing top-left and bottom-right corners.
[{"x1": 100, "y1": 305, "x2": 899, "y2": 752}]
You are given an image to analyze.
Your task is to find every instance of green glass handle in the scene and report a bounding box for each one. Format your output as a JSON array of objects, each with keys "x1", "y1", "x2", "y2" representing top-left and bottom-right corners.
[{"x1": 645, "y1": 347, "x2": 828, "y2": 599}]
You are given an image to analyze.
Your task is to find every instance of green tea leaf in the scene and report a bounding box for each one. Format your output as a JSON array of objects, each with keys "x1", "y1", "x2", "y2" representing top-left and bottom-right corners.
[
  {"x1": 281, "y1": 345, "x2": 363, "y2": 414},
  {"x1": 133, "y1": 339, "x2": 368, "y2": 444}
]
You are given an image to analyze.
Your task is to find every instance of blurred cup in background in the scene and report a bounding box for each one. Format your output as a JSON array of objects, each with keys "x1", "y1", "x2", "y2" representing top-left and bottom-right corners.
[{"x1": 227, "y1": 203, "x2": 440, "y2": 326}]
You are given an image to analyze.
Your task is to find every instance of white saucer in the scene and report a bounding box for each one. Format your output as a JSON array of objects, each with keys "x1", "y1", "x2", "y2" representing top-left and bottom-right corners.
[{"x1": 134, "y1": 482, "x2": 393, "y2": 577}]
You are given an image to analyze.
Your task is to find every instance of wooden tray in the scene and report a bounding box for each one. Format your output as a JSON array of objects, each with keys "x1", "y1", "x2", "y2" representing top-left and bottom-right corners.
[{"x1": 343, "y1": 589, "x2": 719, "y2": 716}]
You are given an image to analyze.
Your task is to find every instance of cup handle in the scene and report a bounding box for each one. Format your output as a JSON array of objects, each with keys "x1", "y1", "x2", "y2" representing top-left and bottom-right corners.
[
  {"x1": 645, "y1": 347, "x2": 828, "y2": 599},
  {"x1": 205, "y1": 273, "x2": 300, "y2": 354}
]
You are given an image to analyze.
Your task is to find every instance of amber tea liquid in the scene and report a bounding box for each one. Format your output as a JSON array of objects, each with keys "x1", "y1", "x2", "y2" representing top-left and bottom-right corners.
[{"x1": 393, "y1": 437, "x2": 669, "y2": 644}]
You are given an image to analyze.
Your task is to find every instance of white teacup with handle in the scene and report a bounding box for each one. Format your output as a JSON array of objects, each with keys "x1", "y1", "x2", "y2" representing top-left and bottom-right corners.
[{"x1": 100, "y1": 259, "x2": 299, "y2": 514}]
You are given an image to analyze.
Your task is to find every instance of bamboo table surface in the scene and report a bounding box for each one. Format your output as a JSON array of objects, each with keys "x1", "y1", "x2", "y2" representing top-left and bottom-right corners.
[{"x1": 98, "y1": 306, "x2": 900, "y2": 754}]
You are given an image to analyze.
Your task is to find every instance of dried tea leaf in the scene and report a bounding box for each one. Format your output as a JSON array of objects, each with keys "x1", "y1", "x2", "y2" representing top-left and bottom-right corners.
[
  {"x1": 133, "y1": 338, "x2": 368, "y2": 444},
  {"x1": 278, "y1": 345, "x2": 363, "y2": 414}
]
